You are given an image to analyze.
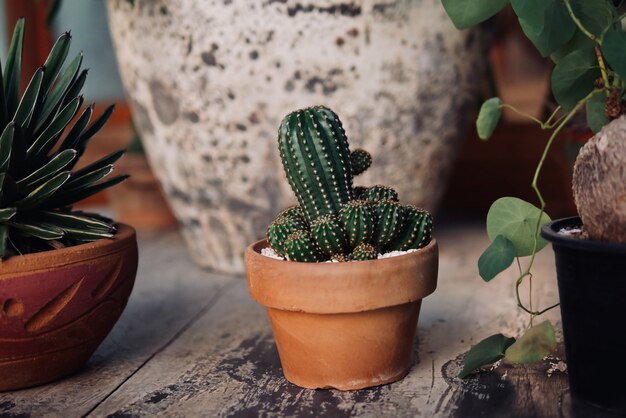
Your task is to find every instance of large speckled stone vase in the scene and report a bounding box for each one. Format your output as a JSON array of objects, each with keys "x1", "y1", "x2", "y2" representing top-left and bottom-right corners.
[{"x1": 107, "y1": 0, "x2": 486, "y2": 274}]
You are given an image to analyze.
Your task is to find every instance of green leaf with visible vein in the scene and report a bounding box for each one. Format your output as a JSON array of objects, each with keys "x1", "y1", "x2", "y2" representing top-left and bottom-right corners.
[
  {"x1": 459, "y1": 333, "x2": 516, "y2": 379},
  {"x1": 15, "y1": 171, "x2": 71, "y2": 209},
  {"x1": 586, "y1": 92, "x2": 610, "y2": 133},
  {"x1": 551, "y1": 49, "x2": 599, "y2": 112},
  {"x1": 505, "y1": 321, "x2": 556, "y2": 364},
  {"x1": 14, "y1": 68, "x2": 43, "y2": 128},
  {"x1": 602, "y1": 31, "x2": 626, "y2": 80}
]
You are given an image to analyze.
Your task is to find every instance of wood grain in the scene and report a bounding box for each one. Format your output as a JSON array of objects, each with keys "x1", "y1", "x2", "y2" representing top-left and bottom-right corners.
[{"x1": 0, "y1": 220, "x2": 597, "y2": 417}]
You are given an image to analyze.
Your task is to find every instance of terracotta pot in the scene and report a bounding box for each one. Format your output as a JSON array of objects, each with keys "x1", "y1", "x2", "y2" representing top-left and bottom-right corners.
[
  {"x1": 108, "y1": 0, "x2": 487, "y2": 274},
  {"x1": 244, "y1": 239, "x2": 438, "y2": 390},
  {"x1": 108, "y1": 154, "x2": 177, "y2": 230},
  {"x1": 0, "y1": 224, "x2": 138, "y2": 391}
]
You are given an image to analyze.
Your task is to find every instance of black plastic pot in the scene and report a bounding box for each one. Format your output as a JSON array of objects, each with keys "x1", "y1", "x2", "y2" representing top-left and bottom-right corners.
[{"x1": 542, "y1": 217, "x2": 626, "y2": 415}]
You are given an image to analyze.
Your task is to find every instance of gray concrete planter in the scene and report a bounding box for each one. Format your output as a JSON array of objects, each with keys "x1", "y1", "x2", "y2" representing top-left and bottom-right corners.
[{"x1": 107, "y1": 0, "x2": 487, "y2": 274}]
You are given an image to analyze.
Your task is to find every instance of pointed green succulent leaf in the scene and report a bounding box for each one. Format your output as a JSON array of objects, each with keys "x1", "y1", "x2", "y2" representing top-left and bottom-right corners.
[
  {"x1": 15, "y1": 171, "x2": 71, "y2": 209},
  {"x1": 14, "y1": 67, "x2": 44, "y2": 128},
  {"x1": 0, "y1": 123, "x2": 15, "y2": 172},
  {"x1": 37, "y1": 52, "x2": 83, "y2": 131},
  {"x1": 586, "y1": 92, "x2": 610, "y2": 133},
  {"x1": 4, "y1": 18, "x2": 25, "y2": 119},
  {"x1": 486, "y1": 197, "x2": 551, "y2": 257},
  {"x1": 41, "y1": 31, "x2": 72, "y2": 94},
  {"x1": 459, "y1": 333, "x2": 516, "y2": 379},
  {"x1": 59, "y1": 105, "x2": 93, "y2": 152},
  {"x1": 27, "y1": 96, "x2": 82, "y2": 159},
  {"x1": 510, "y1": 0, "x2": 576, "y2": 57},
  {"x1": 551, "y1": 48, "x2": 599, "y2": 112},
  {"x1": 41, "y1": 210, "x2": 114, "y2": 232},
  {"x1": 60, "y1": 69, "x2": 87, "y2": 109},
  {"x1": 16, "y1": 149, "x2": 77, "y2": 190},
  {"x1": 76, "y1": 105, "x2": 115, "y2": 150},
  {"x1": 441, "y1": 0, "x2": 509, "y2": 30},
  {"x1": 476, "y1": 98, "x2": 502, "y2": 140},
  {"x1": 602, "y1": 31, "x2": 626, "y2": 80},
  {"x1": 8, "y1": 220, "x2": 64, "y2": 240},
  {"x1": 63, "y1": 165, "x2": 114, "y2": 191},
  {"x1": 478, "y1": 235, "x2": 516, "y2": 282},
  {"x1": 60, "y1": 227, "x2": 114, "y2": 241},
  {"x1": 71, "y1": 150, "x2": 125, "y2": 179},
  {"x1": 505, "y1": 320, "x2": 556, "y2": 364},
  {"x1": 46, "y1": 174, "x2": 129, "y2": 208},
  {"x1": 0, "y1": 208, "x2": 17, "y2": 222}
]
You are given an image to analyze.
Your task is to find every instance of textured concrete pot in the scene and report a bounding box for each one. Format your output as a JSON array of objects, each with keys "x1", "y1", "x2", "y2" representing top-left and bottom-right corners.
[
  {"x1": 107, "y1": 0, "x2": 485, "y2": 274},
  {"x1": 244, "y1": 239, "x2": 438, "y2": 390},
  {"x1": 0, "y1": 224, "x2": 138, "y2": 391}
]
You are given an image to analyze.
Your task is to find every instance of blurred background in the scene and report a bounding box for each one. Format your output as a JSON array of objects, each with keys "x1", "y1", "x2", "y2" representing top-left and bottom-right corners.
[{"x1": 0, "y1": 0, "x2": 582, "y2": 266}]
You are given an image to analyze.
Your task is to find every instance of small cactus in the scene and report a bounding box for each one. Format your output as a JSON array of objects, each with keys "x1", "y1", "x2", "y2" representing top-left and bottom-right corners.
[
  {"x1": 350, "y1": 149, "x2": 372, "y2": 176},
  {"x1": 374, "y1": 199, "x2": 405, "y2": 250},
  {"x1": 266, "y1": 106, "x2": 434, "y2": 263},
  {"x1": 389, "y1": 206, "x2": 433, "y2": 251},
  {"x1": 278, "y1": 106, "x2": 354, "y2": 221},
  {"x1": 284, "y1": 230, "x2": 326, "y2": 262},
  {"x1": 267, "y1": 215, "x2": 307, "y2": 255},
  {"x1": 366, "y1": 185, "x2": 399, "y2": 202},
  {"x1": 352, "y1": 243, "x2": 378, "y2": 261},
  {"x1": 311, "y1": 214, "x2": 349, "y2": 256},
  {"x1": 339, "y1": 199, "x2": 375, "y2": 249}
]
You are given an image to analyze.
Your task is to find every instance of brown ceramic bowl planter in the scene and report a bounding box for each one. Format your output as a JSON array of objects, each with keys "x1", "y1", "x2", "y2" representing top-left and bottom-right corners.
[
  {"x1": 0, "y1": 224, "x2": 138, "y2": 392},
  {"x1": 245, "y1": 239, "x2": 438, "y2": 390}
]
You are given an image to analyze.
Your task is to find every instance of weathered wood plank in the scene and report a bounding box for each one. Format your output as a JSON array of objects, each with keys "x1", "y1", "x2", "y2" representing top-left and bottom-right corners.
[
  {"x1": 85, "y1": 222, "x2": 573, "y2": 417},
  {"x1": 0, "y1": 230, "x2": 233, "y2": 418}
]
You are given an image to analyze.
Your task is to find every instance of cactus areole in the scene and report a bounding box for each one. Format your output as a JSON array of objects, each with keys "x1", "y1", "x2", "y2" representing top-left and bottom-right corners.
[{"x1": 269, "y1": 106, "x2": 434, "y2": 262}]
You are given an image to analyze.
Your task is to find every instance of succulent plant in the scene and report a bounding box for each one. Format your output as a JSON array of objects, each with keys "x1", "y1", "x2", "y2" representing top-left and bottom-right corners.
[
  {"x1": 339, "y1": 199, "x2": 375, "y2": 249},
  {"x1": 350, "y1": 149, "x2": 372, "y2": 176},
  {"x1": 352, "y1": 243, "x2": 377, "y2": 261},
  {"x1": 0, "y1": 20, "x2": 127, "y2": 258},
  {"x1": 267, "y1": 106, "x2": 433, "y2": 262},
  {"x1": 278, "y1": 106, "x2": 354, "y2": 222},
  {"x1": 284, "y1": 230, "x2": 325, "y2": 262}
]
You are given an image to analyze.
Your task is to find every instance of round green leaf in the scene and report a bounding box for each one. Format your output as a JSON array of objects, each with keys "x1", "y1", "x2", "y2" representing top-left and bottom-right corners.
[
  {"x1": 505, "y1": 320, "x2": 556, "y2": 364},
  {"x1": 602, "y1": 31, "x2": 626, "y2": 81},
  {"x1": 476, "y1": 97, "x2": 502, "y2": 140},
  {"x1": 459, "y1": 333, "x2": 516, "y2": 379},
  {"x1": 570, "y1": 0, "x2": 616, "y2": 38},
  {"x1": 511, "y1": 0, "x2": 576, "y2": 57},
  {"x1": 442, "y1": 0, "x2": 510, "y2": 30},
  {"x1": 550, "y1": 30, "x2": 594, "y2": 64},
  {"x1": 551, "y1": 48, "x2": 599, "y2": 112},
  {"x1": 478, "y1": 235, "x2": 516, "y2": 282},
  {"x1": 486, "y1": 197, "x2": 551, "y2": 257},
  {"x1": 586, "y1": 92, "x2": 610, "y2": 133}
]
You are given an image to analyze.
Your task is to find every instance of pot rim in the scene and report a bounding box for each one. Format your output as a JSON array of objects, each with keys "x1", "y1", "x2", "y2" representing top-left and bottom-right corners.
[
  {"x1": 541, "y1": 216, "x2": 626, "y2": 254},
  {"x1": 244, "y1": 238, "x2": 438, "y2": 314},
  {"x1": 0, "y1": 223, "x2": 136, "y2": 278}
]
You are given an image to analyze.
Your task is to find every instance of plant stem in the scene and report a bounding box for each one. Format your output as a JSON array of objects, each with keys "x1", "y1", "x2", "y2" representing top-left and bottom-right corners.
[
  {"x1": 595, "y1": 44, "x2": 611, "y2": 91},
  {"x1": 501, "y1": 104, "x2": 545, "y2": 127},
  {"x1": 544, "y1": 106, "x2": 564, "y2": 129},
  {"x1": 563, "y1": 0, "x2": 597, "y2": 42},
  {"x1": 513, "y1": 89, "x2": 602, "y2": 318}
]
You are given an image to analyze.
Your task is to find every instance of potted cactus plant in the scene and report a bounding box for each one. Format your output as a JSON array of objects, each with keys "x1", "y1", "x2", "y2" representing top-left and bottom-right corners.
[
  {"x1": 0, "y1": 19, "x2": 137, "y2": 391},
  {"x1": 244, "y1": 106, "x2": 438, "y2": 390},
  {"x1": 442, "y1": 0, "x2": 626, "y2": 413}
]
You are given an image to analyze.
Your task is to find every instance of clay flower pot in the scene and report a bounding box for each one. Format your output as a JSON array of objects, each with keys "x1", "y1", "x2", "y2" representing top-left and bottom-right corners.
[
  {"x1": 244, "y1": 239, "x2": 438, "y2": 390},
  {"x1": 0, "y1": 224, "x2": 138, "y2": 391}
]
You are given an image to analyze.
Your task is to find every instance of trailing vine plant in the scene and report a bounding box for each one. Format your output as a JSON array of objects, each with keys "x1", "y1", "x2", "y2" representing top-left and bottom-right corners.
[{"x1": 442, "y1": 0, "x2": 626, "y2": 378}]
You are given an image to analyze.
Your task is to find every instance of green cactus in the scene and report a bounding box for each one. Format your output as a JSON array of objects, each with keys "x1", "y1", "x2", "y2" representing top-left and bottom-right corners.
[
  {"x1": 339, "y1": 199, "x2": 376, "y2": 249},
  {"x1": 310, "y1": 214, "x2": 349, "y2": 256},
  {"x1": 278, "y1": 106, "x2": 354, "y2": 221},
  {"x1": 353, "y1": 186, "x2": 368, "y2": 199},
  {"x1": 331, "y1": 253, "x2": 350, "y2": 262},
  {"x1": 388, "y1": 206, "x2": 433, "y2": 251},
  {"x1": 366, "y1": 185, "x2": 399, "y2": 202},
  {"x1": 267, "y1": 215, "x2": 308, "y2": 256},
  {"x1": 350, "y1": 149, "x2": 372, "y2": 176},
  {"x1": 374, "y1": 199, "x2": 405, "y2": 249},
  {"x1": 352, "y1": 243, "x2": 378, "y2": 261},
  {"x1": 277, "y1": 205, "x2": 306, "y2": 224},
  {"x1": 284, "y1": 230, "x2": 326, "y2": 262}
]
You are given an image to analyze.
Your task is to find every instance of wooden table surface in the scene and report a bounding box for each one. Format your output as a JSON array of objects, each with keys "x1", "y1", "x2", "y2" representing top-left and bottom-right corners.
[{"x1": 0, "y1": 219, "x2": 614, "y2": 417}]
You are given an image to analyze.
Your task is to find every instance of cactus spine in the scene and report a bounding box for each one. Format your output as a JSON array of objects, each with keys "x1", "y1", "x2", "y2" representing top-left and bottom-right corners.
[
  {"x1": 388, "y1": 206, "x2": 433, "y2": 251},
  {"x1": 278, "y1": 106, "x2": 354, "y2": 222},
  {"x1": 374, "y1": 199, "x2": 405, "y2": 249},
  {"x1": 267, "y1": 215, "x2": 307, "y2": 256},
  {"x1": 352, "y1": 243, "x2": 378, "y2": 261},
  {"x1": 366, "y1": 185, "x2": 399, "y2": 202},
  {"x1": 350, "y1": 149, "x2": 372, "y2": 176},
  {"x1": 285, "y1": 230, "x2": 326, "y2": 262}
]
